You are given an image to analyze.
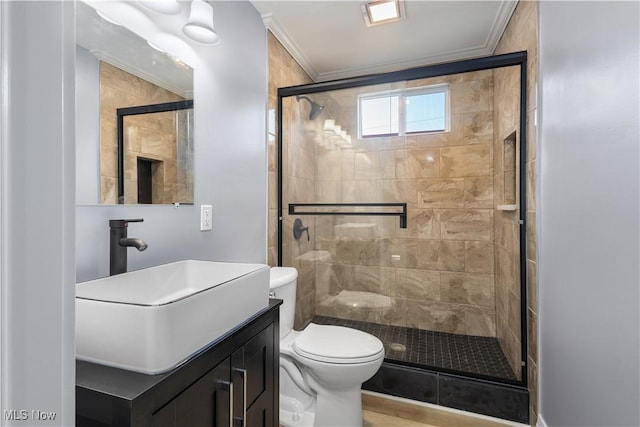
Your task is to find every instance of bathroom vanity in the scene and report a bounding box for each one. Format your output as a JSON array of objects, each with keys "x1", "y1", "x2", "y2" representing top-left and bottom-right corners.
[{"x1": 76, "y1": 300, "x2": 280, "y2": 426}]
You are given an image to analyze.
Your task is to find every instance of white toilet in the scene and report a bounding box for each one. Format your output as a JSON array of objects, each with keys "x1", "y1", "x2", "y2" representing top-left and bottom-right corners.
[{"x1": 270, "y1": 267, "x2": 384, "y2": 427}]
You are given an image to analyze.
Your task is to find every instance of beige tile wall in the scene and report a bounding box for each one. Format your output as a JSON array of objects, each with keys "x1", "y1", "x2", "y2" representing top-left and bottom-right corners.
[
  {"x1": 99, "y1": 62, "x2": 186, "y2": 204},
  {"x1": 493, "y1": 0, "x2": 538, "y2": 423},
  {"x1": 309, "y1": 71, "x2": 498, "y2": 338},
  {"x1": 267, "y1": 32, "x2": 316, "y2": 329}
]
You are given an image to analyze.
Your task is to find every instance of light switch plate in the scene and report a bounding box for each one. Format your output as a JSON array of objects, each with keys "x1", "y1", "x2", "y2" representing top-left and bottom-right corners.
[{"x1": 200, "y1": 205, "x2": 212, "y2": 231}]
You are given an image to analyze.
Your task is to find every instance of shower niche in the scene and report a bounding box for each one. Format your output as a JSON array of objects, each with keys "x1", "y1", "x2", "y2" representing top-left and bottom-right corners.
[
  {"x1": 499, "y1": 131, "x2": 518, "y2": 210},
  {"x1": 277, "y1": 52, "x2": 530, "y2": 423}
]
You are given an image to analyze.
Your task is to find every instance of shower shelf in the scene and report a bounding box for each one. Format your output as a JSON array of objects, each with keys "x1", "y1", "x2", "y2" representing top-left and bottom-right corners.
[{"x1": 288, "y1": 203, "x2": 408, "y2": 229}]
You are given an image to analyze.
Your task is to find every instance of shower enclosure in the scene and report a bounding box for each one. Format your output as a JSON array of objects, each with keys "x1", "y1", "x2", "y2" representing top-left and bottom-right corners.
[{"x1": 277, "y1": 52, "x2": 529, "y2": 422}]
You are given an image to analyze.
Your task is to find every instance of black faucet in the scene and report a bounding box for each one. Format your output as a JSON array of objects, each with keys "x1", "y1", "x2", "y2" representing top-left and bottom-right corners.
[{"x1": 109, "y1": 219, "x2": 148, "y2": 276}]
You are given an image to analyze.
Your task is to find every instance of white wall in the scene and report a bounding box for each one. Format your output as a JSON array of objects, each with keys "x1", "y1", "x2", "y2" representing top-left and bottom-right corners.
[
  {"x1": 1, "y1": 1, "x2": 75, "y2": 425},
  {"x1": 76, "y1": 1, "x2": 268, "y2": 282},
  {"x1": 538, "y1": 2, "x2": 639, "y2": 426}
]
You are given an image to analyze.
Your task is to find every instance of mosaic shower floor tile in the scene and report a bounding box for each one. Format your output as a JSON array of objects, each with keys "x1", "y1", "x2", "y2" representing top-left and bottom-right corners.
[{"x1": 312, "y1": 315, "x2": 517, "y2": 380}]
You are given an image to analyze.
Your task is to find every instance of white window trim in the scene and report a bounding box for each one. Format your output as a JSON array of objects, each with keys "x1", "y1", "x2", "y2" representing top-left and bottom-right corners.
[{"x1": 357, "y1": 83, "x2": 450, "y2": 139}]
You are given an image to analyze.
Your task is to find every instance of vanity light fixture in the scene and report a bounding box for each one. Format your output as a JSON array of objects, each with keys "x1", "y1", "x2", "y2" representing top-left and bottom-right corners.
[
  {"x1": 96, "y1": 10, "x2": 121, "y2": 26},
  {"x1": 183, "y1": 0, "x2": 220, "y2": 45},
  {"x1": 138, "y1": 0, "x2": 181, "y2": 15},
  {"x1": 323, "y1": 119, "x2": 336, "y2": 133},
  {"x1": 337, "y1": 133, "x2": 353, "y2": 148},
  {"x1": 322, "y1": 119, "x2": 353, "y2": 148},
  {"x1": 146, "y1": 40, "x2": 166, "y2": 53},
  {"x1": 323, "y1": 124, "x2": 341, "y2": 149},
  {"x1": 362, "y1": 0, "x2": 405, "y2": 26},
  {"x1": 330, "y1": 125, "x2": 342, "y2": 140}
]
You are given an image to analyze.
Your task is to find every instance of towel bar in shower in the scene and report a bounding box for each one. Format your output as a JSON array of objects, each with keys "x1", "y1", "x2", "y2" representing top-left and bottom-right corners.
[{"x1": 288, "y1": 203, "x2": 407, "y2": 229}]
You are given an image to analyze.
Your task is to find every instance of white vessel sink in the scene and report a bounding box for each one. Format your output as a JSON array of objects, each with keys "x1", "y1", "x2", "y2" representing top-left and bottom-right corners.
[{"x1": 76, "y1": 260, "x2": 269, "y2": 374}]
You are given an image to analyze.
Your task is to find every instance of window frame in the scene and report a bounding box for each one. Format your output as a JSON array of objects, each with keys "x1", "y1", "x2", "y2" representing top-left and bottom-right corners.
[{"x1": 357, "y1": 83, "x2": 450, "y2": 139}]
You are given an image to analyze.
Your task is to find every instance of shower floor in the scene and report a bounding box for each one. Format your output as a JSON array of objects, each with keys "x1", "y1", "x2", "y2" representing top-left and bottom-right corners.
[{"x1": 311, "y1": 315, "x2": 517, "y2": 380}]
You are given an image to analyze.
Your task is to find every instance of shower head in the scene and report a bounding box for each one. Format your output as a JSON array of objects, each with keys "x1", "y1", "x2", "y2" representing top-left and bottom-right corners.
[{"x1": 296, "y1": 95, "x2": 324, "y2": 120}]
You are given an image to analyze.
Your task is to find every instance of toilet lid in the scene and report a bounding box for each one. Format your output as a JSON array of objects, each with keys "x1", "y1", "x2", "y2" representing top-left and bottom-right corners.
[{"x1": 293, "y1": 324, "x2": 384, "y2": 364}]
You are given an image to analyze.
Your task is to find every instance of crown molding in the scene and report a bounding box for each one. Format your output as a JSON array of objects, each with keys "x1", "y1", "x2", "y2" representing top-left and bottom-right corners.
[
  {"x1": 314, "y1": 45, "x2": 495, "y2": 82},
  {"x1": 90, "y1": 49, "x2": 192, "y2": 98},
  {"x1": 262, "y1": 1, "x2": 518, "y2": 83},
  {"x1": 261, "y1": 12, "x2": 320, "y2": 81},
  {"x1": 485, "y1": 0, "x2": 519, "y2": 53}
]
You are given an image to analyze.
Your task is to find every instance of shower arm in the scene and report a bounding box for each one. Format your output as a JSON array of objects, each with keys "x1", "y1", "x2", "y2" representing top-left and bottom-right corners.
[{"x1": 295, "y1": 95, "x2": 324, "y2": 120}]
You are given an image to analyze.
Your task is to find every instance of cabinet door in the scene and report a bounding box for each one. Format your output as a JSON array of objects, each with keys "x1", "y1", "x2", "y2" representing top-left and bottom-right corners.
[
  {"x1": 151, "y1": 358, "x2": 232, "y2": 427},
  {"x1": 231, "y1": 324, "x2": 275, "y2": 427}
]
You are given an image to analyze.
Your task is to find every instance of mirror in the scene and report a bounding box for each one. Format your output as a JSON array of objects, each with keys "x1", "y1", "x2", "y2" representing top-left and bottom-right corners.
[{"x1": 75, "y1": 1, "x2": 194, "y2": 205}]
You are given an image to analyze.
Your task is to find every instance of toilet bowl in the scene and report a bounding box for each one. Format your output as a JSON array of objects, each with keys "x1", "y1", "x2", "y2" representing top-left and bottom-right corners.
[{"x1": 270, "y1": 267, "x2": 384, "y2": 427}]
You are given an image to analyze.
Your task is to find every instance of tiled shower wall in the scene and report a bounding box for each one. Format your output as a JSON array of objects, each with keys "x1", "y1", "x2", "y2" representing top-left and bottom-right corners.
[
  {"x1": 99, "y1": 62, "x2": 185, "y2": 204},
  {"x1": 308, "y1": 72, "x2": 501, "y2": 338},
  {"x1": 266, "y1": 32, "x2": 316, "y2": 329},
  {"x1": 493, "y1": 0, "x2": 539, "y2": 422}
]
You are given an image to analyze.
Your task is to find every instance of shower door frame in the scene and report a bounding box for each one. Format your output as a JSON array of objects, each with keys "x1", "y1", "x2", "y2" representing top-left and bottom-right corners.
[
  {"x1": 276, "y1": 51, "x2": 529, "y2": 389},
  {"x1": 116, "y1": 99, "x2": 194, "y2": 204}
]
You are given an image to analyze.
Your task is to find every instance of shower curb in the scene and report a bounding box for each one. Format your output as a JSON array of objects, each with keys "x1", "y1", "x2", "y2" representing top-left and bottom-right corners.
[{"x1": 364, "y1": 361, "x2": 529, "y2": 424}]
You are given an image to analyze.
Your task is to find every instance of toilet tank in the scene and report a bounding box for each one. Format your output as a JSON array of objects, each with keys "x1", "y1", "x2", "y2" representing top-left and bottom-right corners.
[{"x1": 269, "y1": 267, "x2": 298, "y2": 338}]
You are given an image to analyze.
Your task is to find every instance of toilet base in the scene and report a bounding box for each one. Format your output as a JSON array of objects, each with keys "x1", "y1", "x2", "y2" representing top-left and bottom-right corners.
[
  {"x1": 280, "y1": 394, "x2": 315, "y2": 427},
  {"x1": 314, "y1": 386, "x2": 363, "y2": 427}
]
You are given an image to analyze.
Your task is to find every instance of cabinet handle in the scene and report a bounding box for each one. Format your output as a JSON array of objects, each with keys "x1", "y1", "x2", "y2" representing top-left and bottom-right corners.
[
  {"x1": 218, "y1": 380, "x2": 234, "y2": 427},
  {"x1": 233, "y1": 368, "x2": 247, "y2": 427}
]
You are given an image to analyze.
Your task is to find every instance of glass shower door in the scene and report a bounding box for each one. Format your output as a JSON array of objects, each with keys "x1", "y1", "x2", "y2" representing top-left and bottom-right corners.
[{"x1": 279, "y1": 66, "x2": 524, "y2": 382}]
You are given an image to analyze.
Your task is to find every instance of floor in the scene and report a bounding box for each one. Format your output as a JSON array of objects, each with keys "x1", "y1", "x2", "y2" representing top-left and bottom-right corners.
[
  {"x1": 313, "y1": 316, "x2": 516, "y2": 380},
  {"x1": 362, "y1": 392, "x2": 523, "y2": 427}
]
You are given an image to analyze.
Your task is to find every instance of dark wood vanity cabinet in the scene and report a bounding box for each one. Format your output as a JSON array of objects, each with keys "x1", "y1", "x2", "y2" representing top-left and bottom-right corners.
[
  {"x1": 151, "y1": 358, "x2": 231, "y2": 426},
  {"x1": 151, "y1": 325, "x2": 275, "y2": 427},
  {"x1": 77, "y1": 300, "x2": 280, "y2": 427},
  {"x1": 232, "y1": 325, "x2": 276, "y2": 426}
]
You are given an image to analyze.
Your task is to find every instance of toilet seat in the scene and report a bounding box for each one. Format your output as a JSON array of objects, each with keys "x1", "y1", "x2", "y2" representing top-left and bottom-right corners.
[{"x1": 293, "y1": 323, "x2": 384, "y2": 364}]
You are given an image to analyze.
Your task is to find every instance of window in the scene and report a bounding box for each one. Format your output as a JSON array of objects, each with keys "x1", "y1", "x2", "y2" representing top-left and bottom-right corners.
[
  {"x1": 360, "y1": 95, "x2": 400, "y2": 136},
  {"x1": 358, "y1": 84, "x2": 449, "y2": 138}
]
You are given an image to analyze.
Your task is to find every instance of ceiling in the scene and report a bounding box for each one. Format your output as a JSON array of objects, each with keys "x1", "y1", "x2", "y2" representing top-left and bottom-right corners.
[{"x1": 250, "y1": 1, "x2": 518, "y2": 82}]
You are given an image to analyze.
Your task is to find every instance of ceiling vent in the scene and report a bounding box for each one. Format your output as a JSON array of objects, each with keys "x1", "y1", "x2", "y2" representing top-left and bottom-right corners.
[{"x1": 362, "y1": 0, "x2": 405, "y2": 27}]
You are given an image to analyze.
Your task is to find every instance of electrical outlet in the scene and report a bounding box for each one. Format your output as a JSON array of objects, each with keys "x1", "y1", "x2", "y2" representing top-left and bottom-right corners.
[{"x1": 200, "y1": 205, "x2": 212, "y2": 231}]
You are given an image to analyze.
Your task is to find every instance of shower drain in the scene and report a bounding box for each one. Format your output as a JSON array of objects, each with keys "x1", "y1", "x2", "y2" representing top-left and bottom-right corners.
[{"x1": 389, "y1": 343, "x2": 407, "y2": 352}]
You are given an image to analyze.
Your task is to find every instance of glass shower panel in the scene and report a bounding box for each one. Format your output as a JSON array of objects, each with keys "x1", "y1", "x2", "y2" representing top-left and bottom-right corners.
[{"x1": 281, "y1": 67, "x2": 523, "y2": 382}]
